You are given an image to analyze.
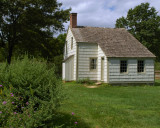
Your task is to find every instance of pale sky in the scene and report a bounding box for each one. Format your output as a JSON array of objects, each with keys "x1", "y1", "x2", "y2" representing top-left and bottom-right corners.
[{"x1": 57, "y1": 0, "x2": 160, "y2": 33}]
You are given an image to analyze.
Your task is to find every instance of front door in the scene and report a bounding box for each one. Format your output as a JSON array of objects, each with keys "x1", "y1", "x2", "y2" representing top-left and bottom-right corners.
[{"x1": 101, "y1": 57, "x2": 104, "y2": 81}]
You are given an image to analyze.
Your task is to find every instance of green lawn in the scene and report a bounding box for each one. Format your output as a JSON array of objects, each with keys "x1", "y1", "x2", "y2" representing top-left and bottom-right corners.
[{"x1": 58, "y1": 81, "x2": 160, "y2": 128}]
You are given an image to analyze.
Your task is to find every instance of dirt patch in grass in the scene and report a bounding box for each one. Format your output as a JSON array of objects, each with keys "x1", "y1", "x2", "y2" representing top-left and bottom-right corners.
[{"x1": 84, "y1": 85, "x2": 100, "y2": 88}]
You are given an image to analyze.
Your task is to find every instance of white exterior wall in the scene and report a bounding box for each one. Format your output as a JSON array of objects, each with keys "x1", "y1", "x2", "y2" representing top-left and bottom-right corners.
[
  {"x1": 97, "y1": 45, "x2": 108, "y2": 83},
  {"x1": 63, "y1": 28, "x2": 77, "y2": 80},
  {"x1": 78, "y1": 43, "x2": 98, "y2": 80},
  {"x1": 62, "y1": 63, "x2": 65, "y2": 80},
  {"x1": 64, "y1": 56, "x2": 74, "y2": 81},
  {"x1": 109, "y1": 58, "x2": 154, "y2": 83}
]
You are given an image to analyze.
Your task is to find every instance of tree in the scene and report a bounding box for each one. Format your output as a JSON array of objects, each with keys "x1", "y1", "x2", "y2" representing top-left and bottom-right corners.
[
  {"x1": 115, "y1": 3, "x2": 160, "y2": 60},
  {"x1": 0, "y1": 0, "x2": 70, "y2": 64},
  {"x1": 53, "y1": 33, "x2": 66, "y2": 76},
  {"x1": 39, "y1": 33, "x2": 66, "y2": 61}
]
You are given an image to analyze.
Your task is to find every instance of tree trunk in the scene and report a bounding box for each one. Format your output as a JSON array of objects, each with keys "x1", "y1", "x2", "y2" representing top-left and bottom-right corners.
[
  {"x1": 7, "y1": 23, "x2": 16, "y2": 65},
  {"x1": 7, "y1": 42, "x2": 14, "y2": 64}
]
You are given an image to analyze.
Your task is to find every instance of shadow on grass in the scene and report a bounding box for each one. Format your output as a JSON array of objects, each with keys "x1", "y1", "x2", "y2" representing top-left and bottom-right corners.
[{"x1": 43, "y1": 112, "x2": 91, "y2": 128}]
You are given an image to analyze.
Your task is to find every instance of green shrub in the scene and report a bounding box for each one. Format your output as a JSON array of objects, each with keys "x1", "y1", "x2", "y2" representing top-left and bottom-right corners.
[
  {"x1": 155, "y1": 62, "x2": 160, "y2": 70},
  {"x1": 0, "y1": 56, "x2": 65, "y2": 127},
  {"x1": 102, "y1": 83, "x2": 111, "y2": 87},
  {"x1": 76, "y1": 78, "x2": 94, "y2": 85}
]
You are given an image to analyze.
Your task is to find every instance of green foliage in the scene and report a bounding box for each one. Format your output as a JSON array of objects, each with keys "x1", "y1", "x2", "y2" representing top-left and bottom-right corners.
[
  {"x1": 53, "y1": 55, "x2": 64, "y2": 77},
  {"x1": 56, "y1": 33, "x2": 67, "y2": 56},
  {"x1": 115, "y1": 3, "x2": 160, "y2": 60},
  {"x1": 33, "y1": 33, "x2": 66, "y2": 62},
  {"x1": 40, "y1": 33, "x2": 66, "y2": 77},
  {"x1": 101, "y1": 83, "x2": 111, "y2": 87},
  {"x1": 0, "y1": 55, "x2": 65, "y2": 127},
  {"x1": 76, "y1": 78, "x2": 94, "y2": 85},
  {"x1": 0, "y1": 86, "x2": 64, "y2": 127},
  {"x1": 155, "y1": 62, "x2": 160, "y2": 70},
  {"x1": 0, "y1": 47, "x2": 6, "y2": 62},
  {"x1": 115, "y1": 16, "x2": 128, "y2": 29},
  {"x1": 0, "y1": 0, "x2": 70, "y2": 64}
]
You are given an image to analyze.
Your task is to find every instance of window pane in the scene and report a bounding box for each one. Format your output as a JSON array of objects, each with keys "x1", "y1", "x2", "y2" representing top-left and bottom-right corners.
[
  {"x1": 90, "y1": 58, "x2": 97, "y2": 70},
  {"x1": 138, "y1": 60, "x2": 144, "y2": 72},
  {"x1": 120, "y1": 60, "x2": 127, "y2": 73}
]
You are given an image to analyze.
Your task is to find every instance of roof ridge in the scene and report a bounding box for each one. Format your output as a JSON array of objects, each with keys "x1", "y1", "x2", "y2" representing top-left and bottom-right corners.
[{"x1": 76, "y1": 26, "x2": 124, "y2": 29}]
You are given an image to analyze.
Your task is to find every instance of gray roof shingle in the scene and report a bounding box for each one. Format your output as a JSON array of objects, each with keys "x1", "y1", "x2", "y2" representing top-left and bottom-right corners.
[{"x1": 71, "y1": 26, "x2": 156, "y2": 58}]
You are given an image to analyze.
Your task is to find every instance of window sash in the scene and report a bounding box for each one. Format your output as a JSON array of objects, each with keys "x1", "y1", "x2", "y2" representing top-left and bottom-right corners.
[
  {"x1": 120, "y1": 60, "x2": 127, "y2": 73},
  {"x1": 137, "y1": 60, "x2": 144, "y2": 73},
  {"x1": 90, "y1": 58, "x2": 97, "y2": 70}
]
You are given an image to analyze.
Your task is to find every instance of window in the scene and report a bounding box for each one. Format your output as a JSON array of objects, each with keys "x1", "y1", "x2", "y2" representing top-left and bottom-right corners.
[
  {"x1": 71, "y1": 37, "x2": 73, "y2": 49},
  {"x1": 90, "y1": 58, "x2": 97, "y2": 70},
  {"x1": 137, "y1": 60, "x2": 144, "y2": 73},
  {"x1": 120, "y1": 60, "x2": 127, "y2": 73}
]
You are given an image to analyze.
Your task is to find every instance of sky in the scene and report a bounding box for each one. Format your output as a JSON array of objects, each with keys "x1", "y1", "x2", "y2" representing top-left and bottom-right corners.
[{"x1": 57, "y1": 0, "x2": 160, "y2": 33}]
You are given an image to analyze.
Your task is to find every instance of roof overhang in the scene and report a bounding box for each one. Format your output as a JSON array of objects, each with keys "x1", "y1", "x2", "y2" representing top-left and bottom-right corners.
[{"x1": 63, "y1": 55, "x2": 74, "y2": 62}]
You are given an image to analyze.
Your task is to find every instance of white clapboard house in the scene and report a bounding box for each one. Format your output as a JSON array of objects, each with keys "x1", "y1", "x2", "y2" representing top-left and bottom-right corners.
[{"x1": 62, "y1": 13, "x2": 156, "y2": 84}]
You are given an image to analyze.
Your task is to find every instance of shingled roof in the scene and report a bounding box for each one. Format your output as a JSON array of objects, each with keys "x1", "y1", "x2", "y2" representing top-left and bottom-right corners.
[{"x1": 70, "y1": 26, "x2": 155, "y2": 58}]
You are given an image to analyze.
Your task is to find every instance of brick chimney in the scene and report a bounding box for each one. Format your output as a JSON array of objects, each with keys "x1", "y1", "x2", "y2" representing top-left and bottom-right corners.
[{"x1": 70, "y1": 13, "x2": 77, "y2": 28}]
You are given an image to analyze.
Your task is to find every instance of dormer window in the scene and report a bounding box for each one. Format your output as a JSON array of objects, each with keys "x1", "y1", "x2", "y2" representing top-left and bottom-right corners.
[{"x1": 71, "y1": 37, "x2": 73, "y2": 49}]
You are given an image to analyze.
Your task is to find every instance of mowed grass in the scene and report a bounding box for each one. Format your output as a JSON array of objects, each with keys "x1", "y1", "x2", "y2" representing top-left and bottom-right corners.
[{"x1": 59, "y1": 81, "x2": 160, "y2": 128}]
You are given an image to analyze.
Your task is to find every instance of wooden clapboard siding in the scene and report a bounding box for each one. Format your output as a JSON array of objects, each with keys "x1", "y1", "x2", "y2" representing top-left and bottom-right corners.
[
  {"x1": 65, "y1": 56, "x2": 74, "y2": 81},
  {"x1": 63, "y1": 28, "x2": 77, "y2": 80},
  {"x1": 62, "y1": 63, "x2": 65, "y2": 80},
  {"x1": 78, "y1": 43, "x2": 98, "y2": 80},
  {"x1": 97, "y1": 45, "x2": 108, "y2": 83},
  {"x1": 108, "y1": 58, "x2": 154, "y2": 83}
]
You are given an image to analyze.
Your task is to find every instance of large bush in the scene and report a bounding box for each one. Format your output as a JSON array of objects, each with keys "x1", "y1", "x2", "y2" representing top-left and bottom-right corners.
[{"x1": 0, "y1": 56, "x2": 65, "y2": 127}]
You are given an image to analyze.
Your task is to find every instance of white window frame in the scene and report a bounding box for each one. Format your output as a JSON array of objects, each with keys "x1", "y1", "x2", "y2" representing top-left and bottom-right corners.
[{"x1": 90, "y1": 58, "x2": 97, "y2": 71}]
